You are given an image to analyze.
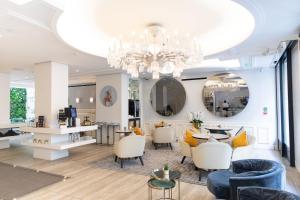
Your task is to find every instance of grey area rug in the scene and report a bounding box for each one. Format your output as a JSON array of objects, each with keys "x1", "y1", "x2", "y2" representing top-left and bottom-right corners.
[
  {"x1": 94, "y1": 142, "x2": 209, "y2": 185},
  {"x1": 0, "y1": 162, "x2": 64, "y2": 200}
]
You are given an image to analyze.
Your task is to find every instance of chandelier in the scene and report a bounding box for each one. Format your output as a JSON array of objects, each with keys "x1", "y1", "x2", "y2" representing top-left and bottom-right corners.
[{"x1": 107, "y1": 23, "x2": 203, "y2": 79}]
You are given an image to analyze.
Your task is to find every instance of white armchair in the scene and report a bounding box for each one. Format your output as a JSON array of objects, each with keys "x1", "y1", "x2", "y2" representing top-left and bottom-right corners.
[
  {"x1": 231, "y1": 134, "x2": 256, "y2": 161},
  {"x1": 152, "y1": 127, "x2": 175, "y2": 150},
  {"x1": 192, "y1": 141, "x2": 232, "y2": 180},
  {"x1": 114, "y1": 135, "x2": 146, "y2": 168}
]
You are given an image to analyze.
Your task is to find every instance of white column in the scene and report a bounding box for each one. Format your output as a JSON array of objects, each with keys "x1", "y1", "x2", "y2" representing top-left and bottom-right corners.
[
  {"x1": 0, "y1": 73, "x2": 10, "y2": 149},
  {"x1": 96, "y1": 73, "x2": 128, "y2": 128},
  {"x1": 34, "y1": 62, "x2": 68, "y2": 128},
  {"x1": 292, "y1": 41, "x2": 300, "y2": 171},
  {"x1": 31, "y1": 62, "x2": 69, "y2": 160},
  {"x1": 96, "y1": 73, "x2": 128, "y2": 144},
  {"x1": 0, "y1": 73, "x2": 10, "y2": 124}
]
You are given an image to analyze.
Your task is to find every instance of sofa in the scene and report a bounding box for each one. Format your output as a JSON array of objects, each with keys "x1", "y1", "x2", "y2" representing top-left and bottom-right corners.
[
  {"x1": 207, "y1": 159, "x2": 284, "y2": 200},
  {"x1": 237, "y1": 187, "x2": 300, "y2": 200}
]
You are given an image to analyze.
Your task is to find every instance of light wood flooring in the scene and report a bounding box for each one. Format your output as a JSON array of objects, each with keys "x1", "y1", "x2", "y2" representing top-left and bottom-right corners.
[{"x1": 0, "y1": 142, "x2": 299, "y2": 200}]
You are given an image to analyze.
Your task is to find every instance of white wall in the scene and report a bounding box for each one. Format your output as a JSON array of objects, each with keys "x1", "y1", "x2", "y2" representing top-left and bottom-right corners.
[
  {"x1": 96, "y1": 73, "x2": 129, "y2": 128},
  {"x1": 141, "y1": 68, "x2": 277, "y2": 149},
  {"x1": 0, "y1": 73, "x2": 10, "y2": 124},
  {"x1": 292, "y1": 41, "x2": 300, "y2": 171}
]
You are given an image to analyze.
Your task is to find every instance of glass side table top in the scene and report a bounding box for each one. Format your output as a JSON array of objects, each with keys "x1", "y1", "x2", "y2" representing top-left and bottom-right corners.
[
  {"x1": 148, "y1": 178, "x2": 176, "y2": 190},
  {"x1": 152, "y1": 170, "x2": 181, "y2": 180}
]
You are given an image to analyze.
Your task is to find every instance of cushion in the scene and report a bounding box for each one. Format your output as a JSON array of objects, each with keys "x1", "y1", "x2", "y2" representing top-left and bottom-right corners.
[
  {"x1": 184, "y1": 129, "x2": 199, "y2": 147},
  {"x1": 232, "y1": 131, "x2": 248, "y2": 148},
  {"x1": 207, "y1": 170, "x2": 235, "y2": 199},
  {"x1": 133, "y1": 127, "x2": 143, "y2": 135}
]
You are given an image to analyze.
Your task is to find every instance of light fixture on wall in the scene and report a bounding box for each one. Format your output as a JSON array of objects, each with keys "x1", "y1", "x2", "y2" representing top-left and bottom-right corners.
[
  {"x1": 89, "y1": 97, "x2": 94, "y2": 103},
  {"x1": 108, "y1": 23, "x2": 203, "y2": 79},
  {"x1": 75, "y1": 97, "x2": 80, "y2": 103}
]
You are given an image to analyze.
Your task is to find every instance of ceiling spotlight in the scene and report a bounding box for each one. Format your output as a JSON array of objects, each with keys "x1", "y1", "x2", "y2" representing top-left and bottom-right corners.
[
  {"x1": 75, "y1": 98, "x2": 80, "y2": 103},
  {"x1": 89, "y1": 97, "x2": 94, "y2": 103},
  {"x1": 9, "y1": 0, "x2": 32, "y2": 5},
  {"x1": 75, "y1": 69, "x2": 80, "y2": 73}
]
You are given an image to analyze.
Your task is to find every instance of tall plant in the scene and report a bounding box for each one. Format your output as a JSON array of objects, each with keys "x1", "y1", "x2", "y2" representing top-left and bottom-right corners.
[{"x1": 10, "y1": 88, "x2": 27, "y2": 121}]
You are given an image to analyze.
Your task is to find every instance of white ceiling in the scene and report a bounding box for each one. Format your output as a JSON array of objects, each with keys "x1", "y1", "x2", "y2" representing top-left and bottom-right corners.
[{"x1": 0, "y1": 0, "x2": 299, "y2": 85}]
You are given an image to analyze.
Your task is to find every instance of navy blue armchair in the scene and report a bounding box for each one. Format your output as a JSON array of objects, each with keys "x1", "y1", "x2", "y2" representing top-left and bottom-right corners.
[
  {"x1": 238, "y1": 187, "x2": 300, "y2": 200},
  {"x1": 207, "y1": 159, "x2": 284, "y2": 200}
]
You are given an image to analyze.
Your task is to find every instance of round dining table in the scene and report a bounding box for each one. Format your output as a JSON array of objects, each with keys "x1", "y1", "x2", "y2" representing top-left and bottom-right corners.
[
  {"x1": 204, "y1": 128, "x2": 232, "y2": 135},
  {"x1": 192, "y1": 133, "x2": 230, "y2": 140}
]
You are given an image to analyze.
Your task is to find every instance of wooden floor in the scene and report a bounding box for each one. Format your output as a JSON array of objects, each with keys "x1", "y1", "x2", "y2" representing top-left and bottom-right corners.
[{"x1": 0, "y1": 142, "x2": 299, "y2": 200}]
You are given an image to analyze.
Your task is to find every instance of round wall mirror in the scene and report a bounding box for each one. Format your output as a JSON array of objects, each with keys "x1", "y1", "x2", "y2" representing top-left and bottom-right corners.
[
  {"x1": 150, "y1": 77, "x2": 186, "y2": 116},
  {"x1": 203, "y1": 73, "x2": 249, "y2": 117}
]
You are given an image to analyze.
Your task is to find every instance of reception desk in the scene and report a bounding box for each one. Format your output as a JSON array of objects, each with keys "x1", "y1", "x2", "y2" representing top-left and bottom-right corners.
[{"x1": 20, "y1": 125, "x2": 97, "y2": 160}]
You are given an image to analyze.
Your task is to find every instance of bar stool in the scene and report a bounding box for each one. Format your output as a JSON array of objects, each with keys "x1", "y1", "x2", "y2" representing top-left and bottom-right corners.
[
  {"x1": 96, "y1": 122, "x2": 106, "y2": 144},
  {"x1": 106, "y1": 123, "x2": 120, "y2": 145}
]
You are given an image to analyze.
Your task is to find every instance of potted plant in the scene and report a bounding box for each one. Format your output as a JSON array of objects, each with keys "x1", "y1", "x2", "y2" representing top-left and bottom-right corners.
[
  {"x1": 189, "y1": 111, "x2": 203, "y2": 130},
  {"x1": 163, "y1": 163, "x2": 170, "y2": 180}
]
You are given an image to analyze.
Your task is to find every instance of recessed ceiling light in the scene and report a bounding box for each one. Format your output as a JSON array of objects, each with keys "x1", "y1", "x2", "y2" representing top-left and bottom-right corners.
[
  {"x1": 9, "y1": 0, "x2": 32, "y2": 5},
  {"x1": 75, "y1": 69, "x2": 80, "y2": 73}
]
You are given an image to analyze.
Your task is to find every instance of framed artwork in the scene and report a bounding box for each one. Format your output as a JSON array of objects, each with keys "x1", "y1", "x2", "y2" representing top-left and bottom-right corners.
[{"x1": 100, "y1": 86, "x2": 117, "y2": 107}]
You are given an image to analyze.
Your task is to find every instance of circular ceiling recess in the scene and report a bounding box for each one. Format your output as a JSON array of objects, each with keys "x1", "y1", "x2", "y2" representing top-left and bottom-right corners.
[{"x1": 56, "y1": 0, "x2": 255, "y2": 58}]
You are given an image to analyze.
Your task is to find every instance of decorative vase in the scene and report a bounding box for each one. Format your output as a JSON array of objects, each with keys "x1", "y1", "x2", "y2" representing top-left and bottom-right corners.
[
  {"x1": 193, "y1": 122, "x2": 201, "y2": 130},
  {"x1": 163, "y1": 169, "x2": 170, "y2": 180}
]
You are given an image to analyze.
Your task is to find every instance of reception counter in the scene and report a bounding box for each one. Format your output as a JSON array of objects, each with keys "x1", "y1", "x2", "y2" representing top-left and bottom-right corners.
[{"x1": 20, "y1": 125, "x2": 98, "y2": 160}]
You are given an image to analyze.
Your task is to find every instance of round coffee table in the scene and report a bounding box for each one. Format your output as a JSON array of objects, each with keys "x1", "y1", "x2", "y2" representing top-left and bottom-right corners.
[
  {"x1": 192, "y1": 133, "x2": 230, "y2": 140},
  {"x1": 148, "y1": 178, "x2": 176, "y2": 200},
  {"x1": 115, "y1": 130, "x2": 133, "y2": 140}
]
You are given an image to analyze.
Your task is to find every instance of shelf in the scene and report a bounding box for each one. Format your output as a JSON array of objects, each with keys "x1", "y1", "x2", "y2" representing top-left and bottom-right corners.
[
  {"x1": 0, "y1": 133, "x2": 32, "y2": 141},
  {"x1": 22, "y1": 137, "x2": 96, "y2": 150},
  {"x1": 0, "y1": 123, "x2": 26, "y2": 129},
  {"x1": 20, "y1": 125, "x2": 98, "y2": 135}
]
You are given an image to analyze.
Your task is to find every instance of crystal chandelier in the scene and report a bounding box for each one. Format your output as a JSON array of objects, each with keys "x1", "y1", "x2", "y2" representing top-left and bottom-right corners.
[{"x1": 107, "y1": 23, "x2": 203, "y2": 79}]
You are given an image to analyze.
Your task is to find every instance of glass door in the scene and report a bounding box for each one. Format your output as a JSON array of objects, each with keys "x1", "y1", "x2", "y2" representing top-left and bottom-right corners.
[
  {"x1": 281, "y1": 58, "x2": 290, "y2": 159},
  {"x1": 275, "y1": 41, "x2": 296, "y2": 166}
]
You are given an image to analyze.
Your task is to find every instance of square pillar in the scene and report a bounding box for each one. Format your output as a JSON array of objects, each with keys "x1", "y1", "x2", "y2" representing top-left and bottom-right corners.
[
  {"x1": 0, "y1": 73, "x2": 10, "y2": 124},
  {"x1": 96, "y1": 73, "x2": 129, "y2": 143},
  {"x1": 34, "y1": 62, "x2": 68, "y2": 128}
]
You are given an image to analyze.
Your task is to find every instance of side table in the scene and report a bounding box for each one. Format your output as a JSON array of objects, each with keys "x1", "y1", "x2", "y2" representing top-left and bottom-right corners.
[
  {"x1": 148, "y1": 178, "x2": 176, "y2": 200},
  {"x1": 150, "y1": 170, "x2": 181, "y2": 200}
]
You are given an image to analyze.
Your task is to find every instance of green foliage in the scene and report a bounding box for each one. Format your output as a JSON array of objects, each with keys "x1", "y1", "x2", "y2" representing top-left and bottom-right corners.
[{"x1": 10, "y1": 88, "x2": 27, "y2": 121}]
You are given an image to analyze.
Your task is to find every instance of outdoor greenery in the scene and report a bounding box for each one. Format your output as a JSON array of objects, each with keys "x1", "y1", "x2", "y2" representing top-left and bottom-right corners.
[{"x1": 10, "y1": 88, "x2": 27, "y2": 121}]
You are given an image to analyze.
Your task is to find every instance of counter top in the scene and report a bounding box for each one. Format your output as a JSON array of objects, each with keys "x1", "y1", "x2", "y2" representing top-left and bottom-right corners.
[{"x1": 20, "y1": 125, "x2": 98, "y2": 135}]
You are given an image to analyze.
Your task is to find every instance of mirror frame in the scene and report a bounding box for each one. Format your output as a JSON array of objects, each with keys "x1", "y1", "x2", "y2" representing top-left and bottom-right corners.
[{"x1": 150, "y1": 77, "x2": 186, "y2": 117}]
